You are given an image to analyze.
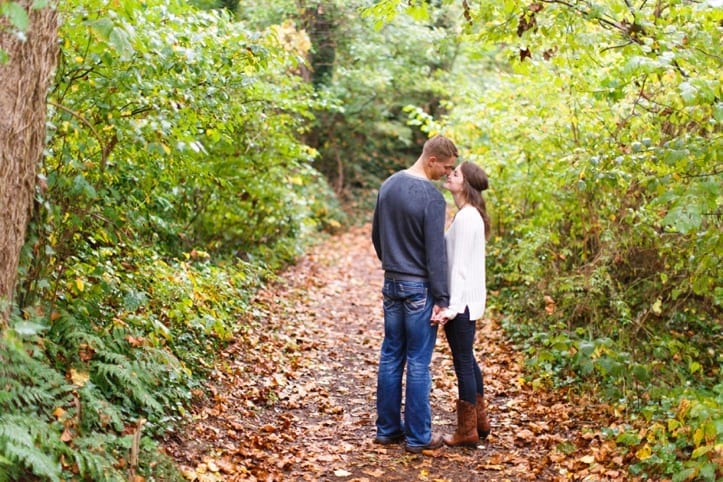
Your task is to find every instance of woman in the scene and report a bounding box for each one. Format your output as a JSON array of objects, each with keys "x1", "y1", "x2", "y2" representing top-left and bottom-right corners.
[{"x1": 433, "y1": 161, "x2": 492, "y2": 447}]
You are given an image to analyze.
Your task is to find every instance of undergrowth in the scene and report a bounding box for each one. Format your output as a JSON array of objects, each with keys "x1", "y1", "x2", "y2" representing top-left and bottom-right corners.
[{"x1": 497, "y1": 285, "x2": 722, "y2": 481}]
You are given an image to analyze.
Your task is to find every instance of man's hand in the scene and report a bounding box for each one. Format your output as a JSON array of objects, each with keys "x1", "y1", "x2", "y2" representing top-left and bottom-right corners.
[
  {"x1": 432, "y1": 306, "x2": 457, "y2": 326},
  {"x1": 431, "y1": 306, "x2": 455, "y2": 326}
]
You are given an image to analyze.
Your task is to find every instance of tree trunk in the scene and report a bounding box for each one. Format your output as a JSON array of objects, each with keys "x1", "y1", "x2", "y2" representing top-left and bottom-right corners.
[{"x1": 0, "y1": 2, "x2": 59, "y2": 324}]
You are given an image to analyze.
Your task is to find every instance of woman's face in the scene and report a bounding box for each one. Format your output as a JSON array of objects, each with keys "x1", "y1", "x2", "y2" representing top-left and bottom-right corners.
[{"x1": 443, "y1": 165, "x2": 465, "y2": 194}]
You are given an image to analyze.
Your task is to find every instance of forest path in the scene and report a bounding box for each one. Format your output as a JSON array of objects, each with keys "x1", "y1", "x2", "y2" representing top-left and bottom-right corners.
[{"x1": 162, "y1": 224, "x2": 626, "y2": 481}]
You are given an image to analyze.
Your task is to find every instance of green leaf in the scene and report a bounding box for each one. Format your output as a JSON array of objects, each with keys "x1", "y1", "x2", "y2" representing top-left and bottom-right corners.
[
  {"x1": 616, "y1": 431, "x2": 641, "y2": 446},
  {"x1": 662, "y1": 202, "x2": 702, "y2": 234},
  {"x1": 12, "y1": 321, "x2": 49, "y2": 337},
  {"x1": 108, "y1": 26, "x2": 134, "y2": 59},
  {"x1": 672, "y1": 468, "x2": 697, "y2": 482},
  {"x1": 631, "y1": 364, "x2": 650, "y2": 383},
  {"x1": 406, "y1": 4, "x2": 429, "y2": 22},
  {"x1": 1, "y1": 1, "x2": 29, "y2": 30},
  {"x1": 579, "y1": 341, "x2": 595, "y2": 357},
  {"x1": 699, "y1": 463, "x2": 718, "y2": 480}
]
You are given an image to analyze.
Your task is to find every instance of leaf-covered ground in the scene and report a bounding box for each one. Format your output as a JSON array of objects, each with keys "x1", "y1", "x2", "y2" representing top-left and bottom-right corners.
[{"x1": 162, "y1": 224, "x2": 632, "y2": 481}]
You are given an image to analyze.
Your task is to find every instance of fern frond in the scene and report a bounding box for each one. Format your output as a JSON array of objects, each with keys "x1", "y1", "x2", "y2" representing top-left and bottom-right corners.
[
  {"x1": 73, "y1": 433, "x2": 127, "y2": 482},
  {"x1": 78, "y1": 383, "x2": 124, "y2": 432},
  {"x1": 0, "y1": 415, "x2": 61, "y2": 482},
  {"x1": 93, "y1": 354, "x2": 164, "y2": 415},
  {"x1": 0, "y1": 329, "x2": 72, "y2": 417}
]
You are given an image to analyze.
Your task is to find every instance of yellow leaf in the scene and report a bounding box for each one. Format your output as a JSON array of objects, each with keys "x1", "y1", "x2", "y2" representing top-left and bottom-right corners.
[
  {"x1": 677, "y1": 398, "x2": 691, "y2": 420},
  {"x1": 70, "y1": 368, "x2": 89, "y2": 387},
  {"x1": 75, "y1": 278, "x2": 84, "y2": 292},
  {"x1": 53, "y1": 407, "x2": 66, "y2": 419},
  {"x1": 705, "y1": 422, "x2": 717, "y2": 444},
  {"x1": 691, "y1": 445, "x2": 711, "y2": 459},
  {"x1": 668, "y1": 419, "x2": 680, "y2": 432},
  {"x1": 635, "y1": 444, "x2": 652, "y2": 460},
  {"x1": 693, "y1": 427, "x2": 704, "y2": 447}
]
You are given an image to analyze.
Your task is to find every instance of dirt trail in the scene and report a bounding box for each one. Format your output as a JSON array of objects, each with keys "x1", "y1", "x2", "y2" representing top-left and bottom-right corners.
[{"x1": 163, "y1": 224, "x2": 625, "y2": 481}]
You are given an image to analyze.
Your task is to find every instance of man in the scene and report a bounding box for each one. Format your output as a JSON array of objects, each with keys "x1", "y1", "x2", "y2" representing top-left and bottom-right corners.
[{"x1": 371, "y1": 134, "x2": 458, "y2": 454}]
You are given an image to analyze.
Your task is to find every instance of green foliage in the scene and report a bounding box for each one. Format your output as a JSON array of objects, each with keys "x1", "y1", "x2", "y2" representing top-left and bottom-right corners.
[
  {"x1": 8, "y1": 0, "x2": 345, "y2": 478},
  {"x1": 393, "y1": 0, "x2": 723, "y2": 477},
  {"x1": 0, "y1": 329, "x2": 67, "y2": 481},
  {"x1": 3, "y1": 0, "x2": 719, "y2": 478},
  {"x1": 608, "y1": 384, "x2": 723, "y2": 481},
  {"x1": 244, "y1": 0, "x2": 466, "y2": 215},
  {"x1": 38, "y1": 0, "x2": 334, "y2": 262},
  {"x1": 0, "y1": 1, "x2": 30, "y2": 31},
  {"x1": 0, "y1": 415, "x2": 61, "y2": 482},
  {"x1": 332, "y1": 1, "x2": 462, "y2": 184},
  {"x1": 0, "y1": 308, "x2": 188, "y2": 480}
]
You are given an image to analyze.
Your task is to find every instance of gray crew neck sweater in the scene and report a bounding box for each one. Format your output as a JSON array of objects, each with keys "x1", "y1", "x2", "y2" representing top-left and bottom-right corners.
[{"x1": 371, "y1": 171, "x2": 449, "y2": 307}]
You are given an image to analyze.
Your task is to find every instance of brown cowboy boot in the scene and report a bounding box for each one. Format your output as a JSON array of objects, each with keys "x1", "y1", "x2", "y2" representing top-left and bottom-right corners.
[
  {"x1": 443, "y1": 399, "x2": 479, "y2": 447},
  {"x1": 476, "y1": 393, "x2": 491, "y2": 439}
]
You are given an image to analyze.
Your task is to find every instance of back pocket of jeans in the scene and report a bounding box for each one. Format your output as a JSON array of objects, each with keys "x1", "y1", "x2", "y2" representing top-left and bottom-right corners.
[{"x1": 404, "y1": 288, "x2": 428, "y2": 314}]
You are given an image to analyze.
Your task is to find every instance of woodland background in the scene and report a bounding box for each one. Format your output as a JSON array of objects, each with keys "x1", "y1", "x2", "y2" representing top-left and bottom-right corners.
[{"x1": 0, "y1": 0, "x2": 720, "y2": 480}]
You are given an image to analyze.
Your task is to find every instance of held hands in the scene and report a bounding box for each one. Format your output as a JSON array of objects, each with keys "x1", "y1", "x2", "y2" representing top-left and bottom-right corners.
[{"x1": 431, "y1": 306, "x2": 456, "y2": 326}]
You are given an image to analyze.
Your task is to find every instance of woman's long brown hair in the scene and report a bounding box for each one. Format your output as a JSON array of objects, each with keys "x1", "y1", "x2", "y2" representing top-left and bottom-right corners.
[{"x1": 459, "y1": 161, "x2": 491, "y2": 240}]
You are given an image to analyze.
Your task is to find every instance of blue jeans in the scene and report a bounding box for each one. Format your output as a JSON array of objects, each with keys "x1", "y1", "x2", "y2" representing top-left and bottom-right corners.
[
  {"x1": 376, "y1": 279, "x2": 438, "y2": 447},
  {"x1": 444, "y1": 307, "x2": 484, "y2": 404}
]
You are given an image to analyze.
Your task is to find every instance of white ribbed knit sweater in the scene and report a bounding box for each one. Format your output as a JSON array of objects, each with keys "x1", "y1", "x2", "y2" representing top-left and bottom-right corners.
[{"x1": 445, "y1": 205, "x2": 487, "y2": 321}]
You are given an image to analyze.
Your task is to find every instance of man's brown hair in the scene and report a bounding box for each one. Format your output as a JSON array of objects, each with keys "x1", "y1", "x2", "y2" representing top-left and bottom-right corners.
[{"x1": 423, "y1": 135, "x2": 458, "y2": 160}]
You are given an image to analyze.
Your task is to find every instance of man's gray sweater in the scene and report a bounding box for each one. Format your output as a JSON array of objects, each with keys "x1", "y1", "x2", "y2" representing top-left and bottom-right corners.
[{"x1": 371, "y1": 171, "x2": 449, "y2": 308}]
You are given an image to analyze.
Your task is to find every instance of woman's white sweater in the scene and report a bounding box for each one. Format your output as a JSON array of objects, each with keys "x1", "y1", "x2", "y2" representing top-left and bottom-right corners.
[{"x1": 445, "y1": 205, "x2": 487, "y2": 321}]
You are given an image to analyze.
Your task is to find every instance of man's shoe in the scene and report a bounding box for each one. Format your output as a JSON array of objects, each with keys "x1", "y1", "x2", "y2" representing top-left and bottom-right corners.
[
  {"x1": 404, "y1": 433, "x2": 444, "y2": 453},
  {"x1": 373, "y1": 433, "x2": 405, "y2": 445}
]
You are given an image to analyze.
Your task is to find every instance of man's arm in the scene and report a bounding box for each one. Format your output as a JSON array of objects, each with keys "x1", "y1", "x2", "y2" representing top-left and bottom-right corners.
[
  {"x1": 371, "y1": 191, "x2": 382, "y2": 261},
  {"x1": 425, "y1": 194, "x2": 449, "y2": 308}
]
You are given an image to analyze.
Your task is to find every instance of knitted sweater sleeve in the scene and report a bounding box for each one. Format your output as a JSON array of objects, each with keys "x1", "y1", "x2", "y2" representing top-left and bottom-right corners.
[
  {"x1": 446, "y1": 207, "x2": 487, "y2": 320},
  {"x1": 425, "y1": 193, "x2": 449, "y2": 308}
]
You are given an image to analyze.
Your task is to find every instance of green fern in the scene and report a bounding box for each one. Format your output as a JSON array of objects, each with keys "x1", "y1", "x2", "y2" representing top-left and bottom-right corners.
[
  {"x1": 72, "y1": 433, "x2": 127, "y2": 482},
  {"x1": 0, "y1": 415, "x2": 62, "y2": 482},
  {"x1": 0, "y1": 327, "x2": 71, "y2": 481},
  {"x1": 93, "y1": 358, "x2": 165, "y2": 415},
  {"x1": 48, "y1": 310, "x2": 186, "y2": 424},
  {"x1": 78, "y1": 383, "x2": 125, "y2": 432}
]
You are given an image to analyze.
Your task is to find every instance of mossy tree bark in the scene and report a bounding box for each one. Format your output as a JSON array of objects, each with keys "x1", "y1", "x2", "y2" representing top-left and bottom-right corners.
[{"x1": 0, "y1": 1, "x2": 59, "y2": 323}]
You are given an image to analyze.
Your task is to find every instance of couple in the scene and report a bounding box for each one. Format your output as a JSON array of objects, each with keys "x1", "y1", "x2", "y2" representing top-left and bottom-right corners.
[{"x1": 371, "y1": 134, "x2": 492, "y2": 454}]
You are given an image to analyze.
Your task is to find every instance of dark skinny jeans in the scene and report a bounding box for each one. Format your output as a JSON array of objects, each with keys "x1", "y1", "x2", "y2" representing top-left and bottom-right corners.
[{"x1": 444, "y1": 307, "x2": 485, "y2": 404}]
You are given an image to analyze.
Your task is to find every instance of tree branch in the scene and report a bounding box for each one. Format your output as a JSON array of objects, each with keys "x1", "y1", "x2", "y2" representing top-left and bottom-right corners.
[{"x1": 48, "y1": 100, "x2": 120, "y2": 173}]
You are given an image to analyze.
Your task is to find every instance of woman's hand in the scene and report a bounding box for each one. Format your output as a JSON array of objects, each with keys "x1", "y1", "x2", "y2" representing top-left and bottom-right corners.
[{"x1": 431, "y1": 308, "x2": 456, "y2": 326}]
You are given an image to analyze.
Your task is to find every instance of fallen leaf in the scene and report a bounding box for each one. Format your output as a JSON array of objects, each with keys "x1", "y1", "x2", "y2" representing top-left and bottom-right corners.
[
  {"x1": 69, "y1": 368, "x2": 89, "y2": 387},
  {"x1": 580, "y1": 455, "x2": 595, "y2": 464}
]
